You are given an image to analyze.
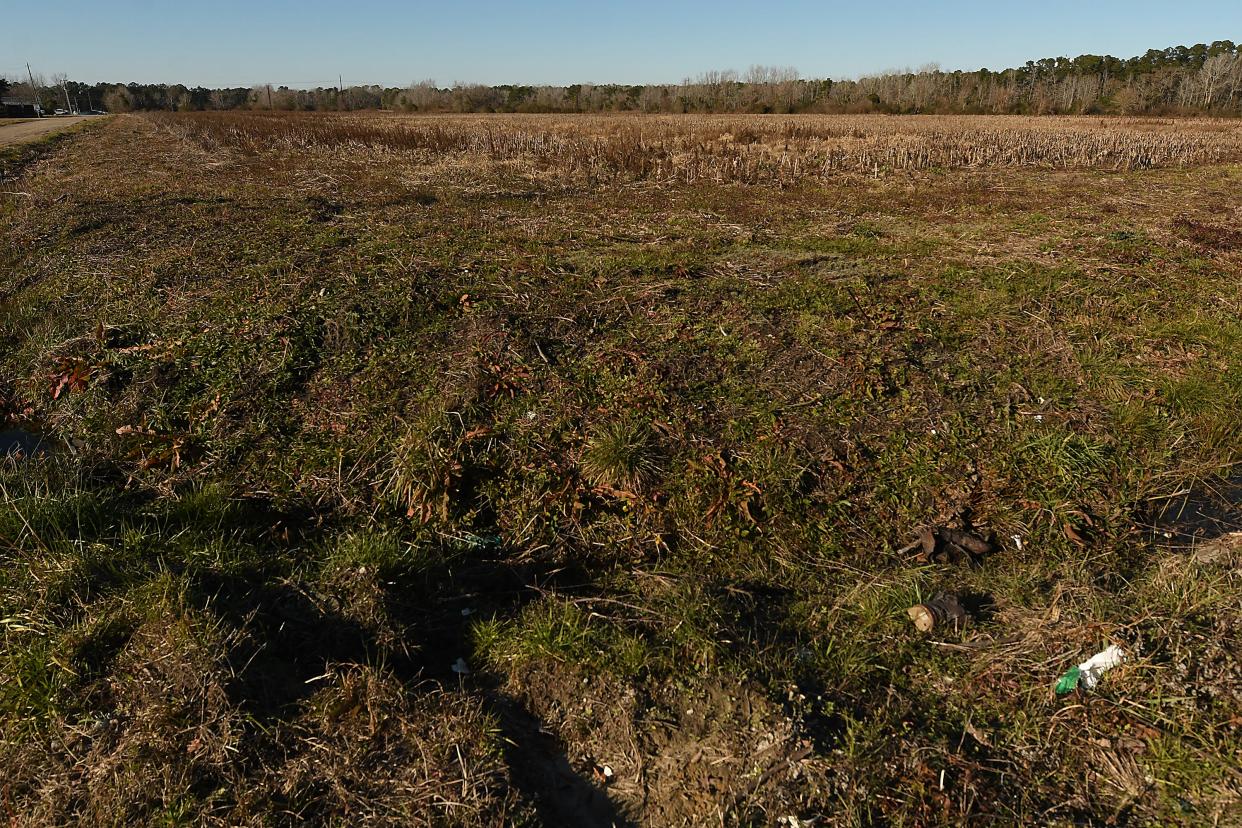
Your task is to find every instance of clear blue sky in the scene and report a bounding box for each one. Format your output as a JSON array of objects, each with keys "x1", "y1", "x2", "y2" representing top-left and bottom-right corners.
[{"x1": 6, "y1": 1, "x2": 1240, "y2": 88}]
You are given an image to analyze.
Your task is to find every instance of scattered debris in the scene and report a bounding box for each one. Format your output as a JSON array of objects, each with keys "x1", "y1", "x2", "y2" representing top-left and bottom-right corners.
[
  {"x1": 457, "y1": 532, "x2": 502, "y2": 550},
  {"x1": 591, "y1": 763, "x2": 614, "y2": 785},
  {"x1": 1192, "y1": 531, "x2": 1242, "y2": 565},
  {"x1": 907, "y1": 593, "x2": 969, "y2": 632},
  {"x1": 1055, "y1": 644, "x2": 1125, "y2": 695},
  {"x1": 898, "y1": 525, "x2": 996, "y2": 565}
]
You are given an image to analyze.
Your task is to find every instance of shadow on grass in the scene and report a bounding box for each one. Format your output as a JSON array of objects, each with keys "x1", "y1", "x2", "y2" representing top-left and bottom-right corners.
[
  {"x1": 1146, "y1": 473, "x2": 1242, "y2": 550},
  {"x1": 186, "y1": 522, "x2": 633, "y2": 827},
  {"x1": 0, "y1": 451, "x2": 632, "y2": 826}
]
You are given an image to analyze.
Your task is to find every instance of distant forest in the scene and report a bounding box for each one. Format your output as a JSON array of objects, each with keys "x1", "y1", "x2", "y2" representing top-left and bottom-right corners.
[{"x1": 6, "y1": 41, "x2": 1242, "y2": 116}]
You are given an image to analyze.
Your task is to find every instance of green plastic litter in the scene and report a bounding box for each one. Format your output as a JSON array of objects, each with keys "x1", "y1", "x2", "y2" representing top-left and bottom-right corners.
[
  {"x1": 1054, "y1": 666, "x2": 1082, "y2": 695},
  {"x1": 458, "y1": 532, "x2": 502, "y2": 550}
]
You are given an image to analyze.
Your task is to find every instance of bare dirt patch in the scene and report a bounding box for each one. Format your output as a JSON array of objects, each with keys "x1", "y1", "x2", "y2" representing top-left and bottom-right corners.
[
  {"x1": 0, "y1": 116, "x2": 97, "y2": 147},
  {"x1": 501, "y1": 661, "x2": 827, "y2": 827}
]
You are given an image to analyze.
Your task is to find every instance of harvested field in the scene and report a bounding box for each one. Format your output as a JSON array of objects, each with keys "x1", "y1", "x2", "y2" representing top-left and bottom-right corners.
[
  {"x1": 161, "y1": 112, "x2": 1242, "y2": 183},
  {"x1": 0, "y1": 112, "x2": 1239, "y2": 826}
]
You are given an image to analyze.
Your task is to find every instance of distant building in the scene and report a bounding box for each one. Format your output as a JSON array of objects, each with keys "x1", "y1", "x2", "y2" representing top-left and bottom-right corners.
[{"x1": 1, "y1": 97, "x2": 43, "y2": 118}]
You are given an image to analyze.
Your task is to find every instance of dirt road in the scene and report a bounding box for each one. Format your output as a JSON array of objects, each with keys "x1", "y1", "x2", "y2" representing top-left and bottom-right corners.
[{"x1": 0, "y1": 116, "x2": 97, "y2": 147}]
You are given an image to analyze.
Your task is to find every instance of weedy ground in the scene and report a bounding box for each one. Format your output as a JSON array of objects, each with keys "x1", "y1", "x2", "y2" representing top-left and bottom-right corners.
[{"x1": 0, "y1": 113, "x2": 1239, "y2": 826}]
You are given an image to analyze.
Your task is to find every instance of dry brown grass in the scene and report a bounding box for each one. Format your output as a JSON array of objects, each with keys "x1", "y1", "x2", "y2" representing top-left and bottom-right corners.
[
  {"x1": 158, "y1": 111, "x2": 1242, "y2": 185},
  {"x1": 0, "y1": 605, "x2": 517, "y2": 827}
]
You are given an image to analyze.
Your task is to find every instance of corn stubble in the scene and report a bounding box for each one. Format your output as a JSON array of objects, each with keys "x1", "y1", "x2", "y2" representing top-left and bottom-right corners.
[{"x1": 157, "y1": 111, "x2": 1242, "y2": 184}]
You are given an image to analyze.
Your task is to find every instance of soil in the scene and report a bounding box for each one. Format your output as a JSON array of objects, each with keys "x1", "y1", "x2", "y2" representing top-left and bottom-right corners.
[
  {"x1": 1150, "y1": 475, "x2": 1242, "y2": 549},
  {"x1": 503, "y1": 661, "x2": 827, "y2": 827}
]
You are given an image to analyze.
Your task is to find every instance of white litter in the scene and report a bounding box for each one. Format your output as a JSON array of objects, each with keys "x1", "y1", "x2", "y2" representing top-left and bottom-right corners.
[
  {"x1": 1055, "y1": 644, "x2": 1125, "y2": 694},
  {"x1": 1077, "y1": 644, "x2": 1125, "y2": 690}
]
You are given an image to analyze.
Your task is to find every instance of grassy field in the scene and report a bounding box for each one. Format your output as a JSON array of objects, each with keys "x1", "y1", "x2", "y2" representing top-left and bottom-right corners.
[{"x1": 0, "y1": 112, "x2": 1239, "y2": 826}]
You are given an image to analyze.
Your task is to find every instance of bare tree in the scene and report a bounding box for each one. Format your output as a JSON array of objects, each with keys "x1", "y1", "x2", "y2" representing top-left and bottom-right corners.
[
  {"x1": 102, "y1": 84, "x2": 134, "y2": 113},
  {"x1": 1198, "y1": 52, "x2": 1236, "y2": 108}
]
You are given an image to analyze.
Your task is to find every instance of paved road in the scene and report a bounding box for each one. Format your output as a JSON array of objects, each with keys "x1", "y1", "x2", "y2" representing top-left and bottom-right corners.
[{"x1": 0, "y1": 116, "x2": 98, "y2": 147}]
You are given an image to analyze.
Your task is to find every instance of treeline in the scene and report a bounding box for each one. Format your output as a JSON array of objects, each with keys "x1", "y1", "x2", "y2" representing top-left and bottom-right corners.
[
  {"x1": 0, "y1": 78, "x2": 253, "y2": 114},
  {"x1": 7, "y1": 41, "x2": 1242, "y2": 116}
]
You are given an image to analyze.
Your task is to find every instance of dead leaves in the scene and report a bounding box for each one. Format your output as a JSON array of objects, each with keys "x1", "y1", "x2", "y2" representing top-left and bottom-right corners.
[
  {"x1": 115, "y1": 423, "x2": 188, "y2": 471},
  {"x1": 694, "y1": 450, "x2": 765, "y2": 527},
  {"x1": 402, "y1": 461, "x2": 464, "y2": 523},
  {"x1": 482, "y1": 362, "x2": 530, "y2": 399},
  {"x1": 49, "y1": 357, "x2": 93, "y2": 399}
]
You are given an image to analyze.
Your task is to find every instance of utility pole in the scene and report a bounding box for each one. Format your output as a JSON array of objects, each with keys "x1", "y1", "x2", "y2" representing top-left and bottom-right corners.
[
  {"x1": 24, "y1": 64, "x2": 43, "y2": 117},
  {"x1": 26, "y1": 63, "x2": 40, "y2": 115},
  {"x1": 62, "y1": 79, "x2": 72, "y2": 113},
  {"x1": 266, "y1": 84, "x2": 273, "y2": 110}
]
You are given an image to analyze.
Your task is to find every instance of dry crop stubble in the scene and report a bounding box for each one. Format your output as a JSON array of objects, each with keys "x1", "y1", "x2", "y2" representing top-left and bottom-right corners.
[{"x1": 156, "y1": 111, "x2": 1242, "y2": 186}]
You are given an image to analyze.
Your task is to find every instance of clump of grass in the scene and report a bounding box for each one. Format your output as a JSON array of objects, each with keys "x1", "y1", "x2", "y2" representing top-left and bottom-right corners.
[
  {"x1": 579, "y1": 418, "x2": 660, "y2": 492},
  {"x1": 1012, "y1": 428, "x2": 1117, "y2": 506},
  {"x1": 472, "y1": 596, "x2": 652, "y2": 677},
  {"x1": 325, "y1": 529, "x2": 424, "y2": 576},
  {"x1": 382, "y1": 418, "x2": 463, "y2": 522}
]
